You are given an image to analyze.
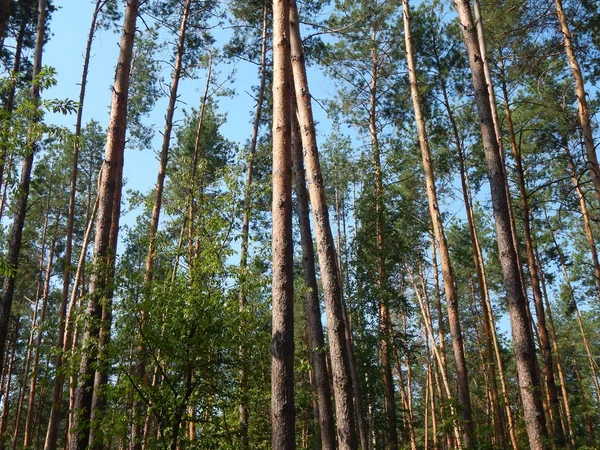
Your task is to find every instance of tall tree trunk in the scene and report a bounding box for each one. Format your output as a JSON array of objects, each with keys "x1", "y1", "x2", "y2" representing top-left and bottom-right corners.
[
  {"x1": 0, "y1": 319, "x2": 18, "y2": 450},
  {"x1": 499, "y1": 62, "x2": 564, "y2": 445},
  {"x1": 0, "y1": 0, "x2": 46, "y2": 380},
  {"x1": 534, "y1": 240, "x2": 575, "y2": 447},
  {"x1": 69, "y1": 1, "x2": 139, "y2": 449},
  {"x1": 546, "y1": 213, "x2": 600, "y2": 403},
  {"x1": 238, "y1": 5, "x2": 268, "y2": 447},
  {"x1": 402, "y1": 2, "x2": 473, "y2": 445},
  {"x1": 433, "y1": 33, "x2": 509, "y2": 448},
  {"x1": 288, "y1": 2, "x2": 356, "y2": 448},
  {"x1": 453, "y1": 1, "x2": 548, "y2": 447},
  {"x1": 555, "y1": 0, "x2": 600, "y2": 202},
  {"x1": 132, "y1": 2, "x2": 192, "y2": 448},
  {"x1": 45, "y1": 4, "x2": 106, "y2": 448},
  {"x1": 270, "y1": 1, "x2": 295, "y2": 448},
  {"x1": 291, "y1": 111, "x2": 336, "y2": 450},
  {"x1": 564, "y1": 143, "x2": 600, "y2": 293}
]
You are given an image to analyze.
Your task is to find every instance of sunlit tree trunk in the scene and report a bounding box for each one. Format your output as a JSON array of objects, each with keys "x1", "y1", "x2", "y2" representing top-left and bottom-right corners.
[
  {"x1": 289, "y1": 2, "x2": 357, "y2": 448},
  {"x1": 402, "y1": 1, "x2": 473, "y2": 444},
  {"x1": 69, "y1": 1, "x2": 139, "y2": 448},
  {"x1": 454, "y1": 1, "x2": 548, "y2": 447},
  {"x1": 555, "y1": 0, "x2": 600, "y2": 201},
  {"x1": 291, "y1": 111, "x2": 336, "y2": 450},
  {"x1": 271, "y1": 1, "x2": 295, "y2": 448}
]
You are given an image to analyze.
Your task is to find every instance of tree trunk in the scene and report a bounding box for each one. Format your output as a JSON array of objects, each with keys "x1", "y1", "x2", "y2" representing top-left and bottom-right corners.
[
  {"x1": 271, "y1": 1, "x2": 295, "y2": 448},
  {"x1": 288, "y1": 2, "x2": 356, "y2": 448},
  {"x1": 23, "y1": 216, "x2": 59, "y2": 448},
  {"x1": 238, "y1": 5, "x2": 268, "y2": 447},
  {"x1": 402, "y1": 1, "x2": 473, "y2": 445},
  {"x1": 555, "y1": 0, "x2": 600, "y2": 202},
  {"x1": 132, "y1": 2, "x2": 192, "y2": 448},
  {"x1": 291, "y1": 111, "x2": 336, "y2": 450},
  {"x1": 454, "y1": 1, "x2": 548, "y2": 447},
  {"x1": 0, "y1": 319, "x2": 18, "y2": 450},
  {"x1": 564, "y1": 143, "x2": 600, "y2": 293},
  {"x1": 45, "y1": 4, "x2": 106, "y2": 448},
  {"x1": 0, "y1": 0, "x2": 46, "y2": 380},
  {"x1": 499, "y1": 62, "x2": 564, "y2": 445},
  {"x1": 69, "y1": 1, "x2": 139, "y2": 449}
]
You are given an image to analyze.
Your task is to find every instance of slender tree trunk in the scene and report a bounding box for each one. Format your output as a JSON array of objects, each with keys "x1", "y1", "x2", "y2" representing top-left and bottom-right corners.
[
  {"x1": 555, "y1": 0, "x2": 600, "y2": 202},
  {"x1": 533, "y1": 240, "x2": 575, "y2": 447},
  {"x1": 564, "y1": 143, "x2": 600, "y2": 293},
  {"x1": 499, "y1": 63, "x2": 564, "y2": 445},
  {"x1": 402, "y1": 2, "x2": 473, "y2": 445},
  {"x1": 572, "y1": 359, "x2": 596, "y2": 447},
  {"x1": 132, "y1": 3, "x2": 192, "y2": 448},
  {"x1": 45, "y1": 4, "x2": 106, "y2": 448},
  {"x1": 289, "y1": 2, "x2": 356, "y2": 448},
  {"x1": 291, "y1": 112, "x2": 336, "y2": 450},
  {"x1": 23, "y1": 216, "x2": 59, "y2": 448},
  {"x1": 69, "y1": 2, "x2": 139, "y2": 449},
  {"x1": 271, "y1": 1, "x2": 295, "y2": 448},
  {"x1": 0, "y1": 320, "x2": 18, "y2": 450},
  {"x1": 0, "y1": 0, "x2": 46, "y2": 380},
  {"x1": 454, "y1": 1, "x2": 548, "y2": 447},
  {"x1": 546, "y1": 213, "x2": 600, "y2": 403},
  {"x1": 238, "y1": 5, "x2": 268, "y2": 446}
]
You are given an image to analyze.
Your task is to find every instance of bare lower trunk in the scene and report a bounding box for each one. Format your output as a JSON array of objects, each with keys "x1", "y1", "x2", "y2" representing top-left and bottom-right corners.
[
  {"x1": 69, "y1": 2, "x2": 139, "y2": 449},
  {"x1": 289, "y1": 2, "x2": 356, "y2": 448},
  {"x1": 271, "y1": 1, "x2": 295, "y2": 448},
  {"x1": 454, "y1": 1, "x2": 548, "y2": 447},
  {"x1": 291, "y1": 113, "x2": 336, "y2": 450}
]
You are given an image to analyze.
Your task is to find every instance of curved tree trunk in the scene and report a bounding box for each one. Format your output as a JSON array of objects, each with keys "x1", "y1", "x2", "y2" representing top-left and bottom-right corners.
[{"x1": 454, "y1": 1, "x2": 548, "y2": 447}]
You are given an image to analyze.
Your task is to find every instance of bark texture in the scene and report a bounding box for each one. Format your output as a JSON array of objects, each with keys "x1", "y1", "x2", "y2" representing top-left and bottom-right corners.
[
  {"x1": 69, "y1": 1, "x2": 139, "y2": 449},
  {"x1": 271, "y1": 0, "x2": 295, "y2": 448},
  {"x1": 289, "y1": 1, "x2": 356, "y2": 448},
  {"x1": 454, "y1": 0, "x2": 548, "y2": 448}
]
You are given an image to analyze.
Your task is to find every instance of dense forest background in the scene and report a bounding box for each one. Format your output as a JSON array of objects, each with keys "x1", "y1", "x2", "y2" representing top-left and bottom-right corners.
[{"x1": 0, "y1": 0, "x2": 599, "y2": 449}]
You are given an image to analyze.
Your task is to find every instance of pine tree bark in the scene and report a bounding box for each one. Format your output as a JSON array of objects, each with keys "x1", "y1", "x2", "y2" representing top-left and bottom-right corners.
[
  {"x1": 454, "y1": 1, "x2": 548, "y2": 447},
  {"x1": 555, "y1": 0, "x2": 600, "y2": 202},
  {"x1": 0, "y1": 0, "x2": 46, "y2": 380},
  {"x1": 288, "y1": 2, "x2": 356, "y2": 448},
  {"x1": 402, "y1": 1, "x2": 473, "y2": 445},
  {"x1": 291, "y1": 111, "x2": 336, "y2": 450},
  {"x1": 69, "y1": 1, "x2": 139, "y2": 449},
  {"x1": 0, "y1": 319, "x2": 18, "y2": 450},
  {"x1": 271, "y1": 1, "x2": 295, "y2": 448}
]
